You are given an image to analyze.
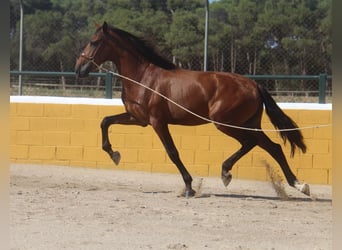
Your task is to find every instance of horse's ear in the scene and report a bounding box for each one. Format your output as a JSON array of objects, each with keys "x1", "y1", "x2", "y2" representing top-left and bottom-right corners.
[
  {"x1": 95, "y1": 22, "x2": 101, "y2": 29},
  {"x1": 102, "y1": 21, "x2": 109, "y2": 34}
]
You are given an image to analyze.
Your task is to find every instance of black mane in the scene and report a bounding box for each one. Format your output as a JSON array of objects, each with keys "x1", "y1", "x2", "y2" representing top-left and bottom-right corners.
[{"x1": 108, "y1": 26, "x2": 177, "y2": 70}]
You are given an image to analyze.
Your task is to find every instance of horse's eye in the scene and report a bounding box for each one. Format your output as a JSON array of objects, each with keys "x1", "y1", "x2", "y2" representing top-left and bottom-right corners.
[
  {"x1": 78, "y1": 44, "x2": 86, "y2": 53},
  {"x1": 90, "y1": 40, "x2": 100, "y2": 47}
]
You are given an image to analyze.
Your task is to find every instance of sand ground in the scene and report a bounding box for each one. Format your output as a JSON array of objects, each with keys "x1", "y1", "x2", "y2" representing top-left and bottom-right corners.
[{"x1": 10, "y1": 164, "x2": 332, "y2": 250}]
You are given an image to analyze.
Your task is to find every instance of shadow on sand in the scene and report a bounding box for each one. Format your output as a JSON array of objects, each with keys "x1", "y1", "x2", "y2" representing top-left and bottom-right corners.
[{"x1": 195, "y1": 192, "x2": 332, "y2": 203}]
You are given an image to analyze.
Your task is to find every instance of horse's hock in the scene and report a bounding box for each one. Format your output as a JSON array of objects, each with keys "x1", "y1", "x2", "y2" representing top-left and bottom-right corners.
[{"x1": 10, "y1": 96, "x2": 332, "y2": 185}]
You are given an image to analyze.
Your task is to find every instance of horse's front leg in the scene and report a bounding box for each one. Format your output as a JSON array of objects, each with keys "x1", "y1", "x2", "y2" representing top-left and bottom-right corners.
[
  {"x1": 101, "y1": 112, "x2": 146, "y2": 165},
  {"x1": 152, "y1": 122, "x2": 195, "y2": 197}
]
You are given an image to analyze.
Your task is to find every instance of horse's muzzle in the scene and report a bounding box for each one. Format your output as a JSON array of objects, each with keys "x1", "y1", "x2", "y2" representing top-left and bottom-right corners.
[{"x1": 75, "y1": 61, "x2": 92, "y2": 78}]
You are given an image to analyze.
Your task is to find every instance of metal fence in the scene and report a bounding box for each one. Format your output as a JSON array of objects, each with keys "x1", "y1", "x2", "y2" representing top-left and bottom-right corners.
[{"x1": 10, "y1": 0, "x2": 332, "y2": 103}]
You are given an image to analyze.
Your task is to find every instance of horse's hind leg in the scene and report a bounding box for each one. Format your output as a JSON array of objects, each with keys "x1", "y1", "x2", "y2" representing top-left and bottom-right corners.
[
  {"x1": 221, "y1": 137, "x2": 257, "y2": 187},
  {"x1": 255, "y1": 132, "x2": 310, "y2": 196},
  {"x1": 101, "y1": 112, "x2": 146, "y2": 165},
  {"x1": 215, "y1": 127, "x2": 257, "y2": 187}
]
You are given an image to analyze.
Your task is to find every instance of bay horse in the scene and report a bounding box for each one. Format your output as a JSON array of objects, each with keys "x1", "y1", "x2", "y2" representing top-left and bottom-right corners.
[{"x1": 75, "y1": 22, "x2": 310, "y2": 197}]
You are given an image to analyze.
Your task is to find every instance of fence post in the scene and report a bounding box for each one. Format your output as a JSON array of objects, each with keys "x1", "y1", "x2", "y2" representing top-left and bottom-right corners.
[
  {"x1": 105, "y1": 72, "x2": 112, "y2": 99},
  {"x1": 203, "y1": 0, "x2": 209, "y2": 71},
  {"x1": 18, "y1": 0, "x2": 24, "y2": 95},
  {"x1": 318, "y1": 73, "x2": 327, "y2": 104}
]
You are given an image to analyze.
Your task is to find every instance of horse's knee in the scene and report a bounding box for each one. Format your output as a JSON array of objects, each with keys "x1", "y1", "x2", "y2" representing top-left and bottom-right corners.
[{"x1": 100, "y1": 116, "x2": 110, "y2": 130}]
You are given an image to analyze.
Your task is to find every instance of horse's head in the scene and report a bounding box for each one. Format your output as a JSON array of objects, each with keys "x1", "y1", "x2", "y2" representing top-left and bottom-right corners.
[
  {"x1": 76, "y1": 21, "x2": 176, "y2": 78},
  {"x1": 75, "y1": 22, "x2": 111, "y2": 78}
]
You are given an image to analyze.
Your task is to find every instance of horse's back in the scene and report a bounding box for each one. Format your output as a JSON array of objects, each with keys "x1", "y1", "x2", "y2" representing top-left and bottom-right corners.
[
  {"x1": 196, "y1": 70, "x2": 263, "y2": 126},
  {"x1": 166, "y1": 69, "x2": 259, "y2": 101},
  {"x1": 159, "y1": 69, "x2": 262, "y2": 126}
]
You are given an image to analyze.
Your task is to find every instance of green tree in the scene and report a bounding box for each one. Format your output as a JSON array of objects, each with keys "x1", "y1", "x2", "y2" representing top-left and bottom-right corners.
[
  {"x1": 10, "y1": 0, "x2": 331, "y2": 82},
  {"x1": 165, "y1": 9, "x2": 204, "y2": 69}
]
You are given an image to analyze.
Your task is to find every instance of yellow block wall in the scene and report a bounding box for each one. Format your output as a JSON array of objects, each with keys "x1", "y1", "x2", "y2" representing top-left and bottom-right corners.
[{"x1": 10, "y1": 102, "x2": 332, "y2": 184}]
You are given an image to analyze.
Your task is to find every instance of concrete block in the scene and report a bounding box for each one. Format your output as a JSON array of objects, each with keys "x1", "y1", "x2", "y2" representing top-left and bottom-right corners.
[
  {"x1": 10, "y1": 145, "x2": 28, "y2": 159},
  {"x1": 71, "y1": 132, "x2": 98, "y2": 147},
  {"x1": 30, "y1": 117, "x2": 57, "y2": 131},
  {"x1": 105, "y1": 133, "x2": 125, "y2": 149},
  {"x1": 83, "y1": 119, "x2": 101, "y2": 132},
  {"x1": 72, "y1": 104, "x2": 99, "y2": 118},
  {"x1": 209, "y1": 135, "x2": 239, "y2": 151},
  {"x1": 56, "y1": 118, "x2": 84, "y2": 131},
  {"x1": 138, "y1": 149, "x2": 166, "y2": 163},
  {"x1": 83, "y1": 147, "x2": 106, "y2": 162},
  {"x1": 313, "y1": 126, "x2": 332, "y2": 139},
  {"x1": 187, "y1": 164, "x2": 209, "y2": 177},
  {"x1": 181, "y1": 135, "x2": 210, "y2": 150},
  {"x1": 195, "y1": 124, "x2": 220, "y2": 136},
  {"x1": 301, "y1": 128, "x2": 314, "y2": 139},
  {"x1": 109, "y1": 124, "x2": 146, "y2": 134},
  {"x1": 305, "y1": 139, "x2": 330, "y2": 154},
  {"x1": 125, "y1": 134, "x2": 152, "y2": 148},
  {"x1": 195, "y1": 150, "x2": 223, "y2": 165},
  {"x1": 298, "y1": 110, "x2": 330, "y2": 124},
  {"x1": 297, "y1": 168, "x2": 329, "y2": 184},
  {"x1": 56, "y1": 146, "x2": 83, "y2": 160},
  {"x1": 251, "y1": 152, "x2": 278, "y2": 168},
  {"x1": 29, "y1": 146, "x2": 55, "y2": 160},
  {"x1": 119, "y1": 149, "x2": 139, "y2": 163},
  {"x1": 16, "y1": 131, "x2": 43, "y2": 145},
  {"x1": 169, "y1": 125, "x2": 196, "y2": 135},
  {"x1": 151, "y1": 163, "x2": 179, "y2": 174},
  {"x1": 17, "y1": 103, "x2": 44, "y2": 116},
  {"x1": 10, "y1": 103, "x2": 17, "y2": 116},
  {"x1": 208, "y1": 164, "x2": 220, "y2": 177},
  {"x1": 10, "y1": 117, "x2": 30, "y2": 130},
  {"x1": 44, "y1": 104, "x2": 71, "y2": 117},
  {"x1": 10, "y1": 130, "x2": 16, "y2": 145},
  {"x1": 43, "y1": 132, "x2": 70, "y2": 146},
  {"x1": 313, "y1": 154, "x2": 332, "y2": 169},
  {"x1": 98, "y1": 106, "x2": 125, "y2": 118},
  {"x1": 165, "y1": 149, "x2": 194, "y2": 164},
  {"x1": 237, "y1": 166, "x2": 267, "y2": 181}
]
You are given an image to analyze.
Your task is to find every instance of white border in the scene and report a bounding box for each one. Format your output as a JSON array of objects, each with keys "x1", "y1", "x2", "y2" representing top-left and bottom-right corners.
[
  {"x1": 10, "y1": 96, "x2": 124, "y2": 106},
  {"x1": 10, "y1": 96, "x2": 332, "y2": 110}
]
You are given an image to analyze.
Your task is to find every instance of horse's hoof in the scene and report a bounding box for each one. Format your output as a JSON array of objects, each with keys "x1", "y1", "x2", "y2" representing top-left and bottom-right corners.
[
  {"x1": 295, "y1": 182, "x2": 310, "y2": 196},
  {"x1": 221, "y1": 171, "x2": 232, "y2": 187},
  {"x1": 111, "y1": 151, "x2": 121, "y2": 165},
  {"x1": 184, "y1": 189, "x2": 196, "y2": 198},
  {"x1": 300, "y1": 183, "x2": 310, "y2": 196}
]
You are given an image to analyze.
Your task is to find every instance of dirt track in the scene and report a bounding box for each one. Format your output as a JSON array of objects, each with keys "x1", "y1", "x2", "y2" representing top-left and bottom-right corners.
[{"x1": 10, "y1": 164, "x2": 332, "y2": 250}]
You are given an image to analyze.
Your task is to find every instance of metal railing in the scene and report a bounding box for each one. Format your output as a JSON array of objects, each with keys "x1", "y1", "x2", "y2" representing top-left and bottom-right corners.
[
  {"x1": 10, "y1": 71, "x2": 331, "y2": 103},
  {"x1": 10, "y1": 71, "x2": 113, "y2": 99},
  {"x1": 245, "y1": 74, "x2": 331, "y2": 104}
]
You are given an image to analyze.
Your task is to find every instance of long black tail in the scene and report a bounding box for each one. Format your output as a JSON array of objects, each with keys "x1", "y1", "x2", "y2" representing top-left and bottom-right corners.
[{"x1": 257, "y1": 84, "x2": 306, "y2": 157}]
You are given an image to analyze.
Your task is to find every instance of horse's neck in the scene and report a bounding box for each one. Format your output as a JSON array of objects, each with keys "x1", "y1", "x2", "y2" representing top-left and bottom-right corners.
[
  {"x1": 114, "y1": 54, "x2": 149, "y2": 82},
  {"x1": 118, "y1": 60, "x2": 158, "y2": 104}
]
